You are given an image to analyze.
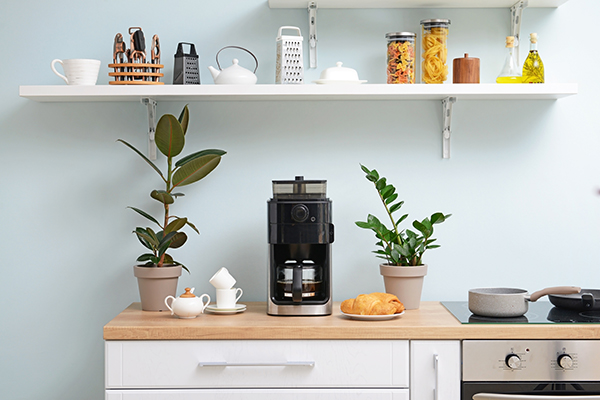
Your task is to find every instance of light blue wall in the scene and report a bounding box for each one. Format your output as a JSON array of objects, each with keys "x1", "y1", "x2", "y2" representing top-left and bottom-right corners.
[{"x1": 1, "y1": 0, "x2": 598, "y2": 398}]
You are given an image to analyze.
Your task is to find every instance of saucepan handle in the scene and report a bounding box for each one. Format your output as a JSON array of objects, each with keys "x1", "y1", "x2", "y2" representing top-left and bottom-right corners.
[{"x1": 528, "y1": 286, "x2": 581, "y2": 302}]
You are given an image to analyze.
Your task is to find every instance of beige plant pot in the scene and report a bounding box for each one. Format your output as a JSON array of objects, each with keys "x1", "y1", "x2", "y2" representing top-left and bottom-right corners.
[
  {"x1": 379, "y1": 264, "x2": 428, "y2": 310},
  {"x1": 133, "y1": 265, "x2": 182, "y2": 311}
]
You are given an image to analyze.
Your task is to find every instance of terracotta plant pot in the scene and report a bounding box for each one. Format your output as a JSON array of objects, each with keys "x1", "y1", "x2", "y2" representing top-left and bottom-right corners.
[
  {"x1": 133, "y1": 265, "x2": 182, "y2": 311},
  {"x1": 379, "y1": 264, "x2": 427, "y2": 310}
]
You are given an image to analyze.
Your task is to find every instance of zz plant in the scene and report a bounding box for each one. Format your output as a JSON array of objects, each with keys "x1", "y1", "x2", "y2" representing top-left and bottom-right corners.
[
  {"x1": 355, "y1": 164, "x2": 450, "y2": 266},
  {"x1": 118, "y1": 105, "x2": 225, "y2": 270}
]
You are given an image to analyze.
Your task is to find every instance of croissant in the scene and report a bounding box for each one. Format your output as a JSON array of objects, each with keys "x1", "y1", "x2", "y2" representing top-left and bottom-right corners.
[{"x1": 341, "y1": 292, "x2": 405, "y2": 315}]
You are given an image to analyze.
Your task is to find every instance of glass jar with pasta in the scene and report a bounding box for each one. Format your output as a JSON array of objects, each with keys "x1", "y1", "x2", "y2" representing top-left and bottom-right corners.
[
  {"x1": 386, "y1": 32, "x2": 416, "y2": 84},
  {"x1": 420, "y1": 19, "x2": 451, "y2": 84}
]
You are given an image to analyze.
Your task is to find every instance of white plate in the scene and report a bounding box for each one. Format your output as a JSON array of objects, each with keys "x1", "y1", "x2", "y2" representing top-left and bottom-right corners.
[
  {"x1": 341, "y1": 310, "x2": 405, "y2": 321},
  {"x1": 313, "y1": 79, "x2": 367, "y2": 85},
  {"x1": 205, "y1": 304, "x2": 246, "y2": 315}
]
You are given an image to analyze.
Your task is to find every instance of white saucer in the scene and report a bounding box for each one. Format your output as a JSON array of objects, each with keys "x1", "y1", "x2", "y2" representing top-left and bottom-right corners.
[
  {"x1": 206, "y1": 304, "x2": 246, "y2": 315},
  {"x1": 313, "y1": 79, "x2": 367, "y2": 85},
  {"x1": 341, "y1": 311, "x2": 405, "y2": 321}
]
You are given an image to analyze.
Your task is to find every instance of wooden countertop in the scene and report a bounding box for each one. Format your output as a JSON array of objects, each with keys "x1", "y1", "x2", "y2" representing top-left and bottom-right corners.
[{"x1": 103, "y1": 302, "x2": 600, "y2": 340}]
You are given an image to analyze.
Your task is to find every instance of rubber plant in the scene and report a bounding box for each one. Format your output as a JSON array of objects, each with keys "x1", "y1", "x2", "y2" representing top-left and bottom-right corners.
[
  {"x1": 355, "y1": 164, "x2": 451, "y2": 266},
  {"x1": 118, "y1": 105, "x2": 225, "y2": 271}
]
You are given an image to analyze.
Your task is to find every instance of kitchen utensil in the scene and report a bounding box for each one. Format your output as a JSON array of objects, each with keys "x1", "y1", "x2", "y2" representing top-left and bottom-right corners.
[
  {"x1": 164, "y1": 287, "x2": 210, "y2": 318},
  {"x1": 276, "y1": 26, "x2": 304, "y2": 84},
  {"x1": 51, "y1": 59, "x2": 101, "y2": 85},
  {"x1": 209, "y1": 267, "x2": 236, "y2": 289},
  {"x1": 216, "y1": 287, "x2": 243, "y2": 309},
  {"x1": 208, "y1": 46, "x2": 258, "y2": 84},
  {"x1": 468, "y1": 286, "x2": 581, "y2": 318},
  {"x1": 453, "y1": 53, "x2": 480, "y2": 83},
  {"x1": 173, "y1": 42, "x2": 200, "y2": 85},
  {"x1": 313, "y1": 62, "x2": 366, "y2": 84},
  {"x1": 549, "y1": 288, "x2": 600, "y2": 311},
  {"x1": 109, "y1": 27, "x2": 164, "y2": 85},
  {"x1": 386, "y1": 32, "x2": 416, "y2": 84}
]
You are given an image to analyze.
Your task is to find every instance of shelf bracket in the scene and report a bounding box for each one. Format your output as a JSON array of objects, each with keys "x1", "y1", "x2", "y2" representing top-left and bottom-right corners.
[
  {"x1": 141, "y1": 98, "x2": 157, "y2": 160},
  {"x1": 308, "y1": 2, "x2": 318, "y2": 69},
  {"x1": 511, "y1": 0, "x2": 528, "y2": 67},
  {"x1": 442, "y1": 96, "x2": 456, "y2": 159}
]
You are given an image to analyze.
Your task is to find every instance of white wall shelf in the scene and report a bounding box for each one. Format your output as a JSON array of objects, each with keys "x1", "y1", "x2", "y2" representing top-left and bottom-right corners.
[
  {"x1": 268, "y1": 0, "x2": 568, "y2": 8},
  {"x1": 19, "y1": 83, "x2": 577, "y2": 159},
  {"x1": 19, "y1": 84, "x2": 577, "y2": 103}
]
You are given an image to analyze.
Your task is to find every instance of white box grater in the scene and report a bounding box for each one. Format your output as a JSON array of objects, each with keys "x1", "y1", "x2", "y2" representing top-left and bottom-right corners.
[{"x1": 276, "y1": 26, "x2": 304, "y2": 84}]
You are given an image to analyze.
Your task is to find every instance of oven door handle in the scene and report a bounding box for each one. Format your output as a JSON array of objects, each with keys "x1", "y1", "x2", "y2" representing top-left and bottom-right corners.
[{"x1": 474, "y1": 394, "x2": 600, "y2": 400}]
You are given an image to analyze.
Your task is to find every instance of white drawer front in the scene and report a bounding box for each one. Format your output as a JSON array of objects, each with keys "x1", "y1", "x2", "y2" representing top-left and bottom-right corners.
[
  {"x1": 106, "y1": 340, "x2": 409, "y2": 389},
  {"x1": 106, "y1": 388, "x2": 410, "y2": 400}
]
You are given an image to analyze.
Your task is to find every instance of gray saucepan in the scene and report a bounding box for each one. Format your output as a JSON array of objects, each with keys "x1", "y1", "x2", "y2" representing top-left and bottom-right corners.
[{"x1": 468, "y1": 286, "x2": 581, "y2": 318}]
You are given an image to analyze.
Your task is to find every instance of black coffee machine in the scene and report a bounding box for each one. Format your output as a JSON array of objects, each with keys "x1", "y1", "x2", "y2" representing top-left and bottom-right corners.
[{"x1": 267, "y1": 176, "x2": 334, "y2": 316}]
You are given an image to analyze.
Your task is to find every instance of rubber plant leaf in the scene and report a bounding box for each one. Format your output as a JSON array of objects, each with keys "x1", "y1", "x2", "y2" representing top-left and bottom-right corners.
[
  {"x1": 155, "y1": 114, "x2": 185, "y2": 158},
  {"x1": 175, "y1": 149, "x2": 226, "y2": 168},
  {"x1": 117, "y1": 139, "x2": 165, "y2": 181},
  {"x1": 168, "y1": 232, "x2": 188, "y2": 248},
  {"x1": 178, "y1": 105, "x2": 190, "y2": 135},
  {"x1": 128, "y1": 206, "x2": 161, "y2": 227},
  {"x1": 151, "y1": 190, "x2": 174, "y2": 205},
  {"x1": 164, "y1": 217, "x2": 187, "y2": 235},
  {"x1": 172, "y1": 154, "x2": 222, "y2": 187}
]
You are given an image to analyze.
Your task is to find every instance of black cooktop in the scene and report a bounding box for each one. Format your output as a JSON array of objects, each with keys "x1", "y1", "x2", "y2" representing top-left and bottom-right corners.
[{"x1": 442, "y1": 301, "x2": 600, "y2": 324}]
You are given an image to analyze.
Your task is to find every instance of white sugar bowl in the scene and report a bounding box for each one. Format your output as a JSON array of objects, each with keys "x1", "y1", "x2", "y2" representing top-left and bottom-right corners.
[{"x1": 165, "y1": 287, "x2": 210, "y2": 319}]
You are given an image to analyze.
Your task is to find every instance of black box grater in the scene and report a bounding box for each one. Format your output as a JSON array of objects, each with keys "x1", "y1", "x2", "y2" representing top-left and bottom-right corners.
[{"x1": 173, "y1": 42, "x2": 200, "y2": 85}]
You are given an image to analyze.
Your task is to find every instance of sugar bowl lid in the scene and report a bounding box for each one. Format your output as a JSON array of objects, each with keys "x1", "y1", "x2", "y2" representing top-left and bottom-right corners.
[{"x1": 179, "y1": 287, "x2": 196, "y2": 298}]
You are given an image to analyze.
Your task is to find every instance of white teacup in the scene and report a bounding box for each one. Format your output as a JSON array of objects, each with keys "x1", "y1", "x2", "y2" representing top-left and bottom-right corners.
[
  {"x1": 209, "y1": 267, "x2": 236, "y2": 289},
  {"x1": 51, "y1": 58, "x2": 101, "y2": 85},
  {"x1": 216, "y1": 288, "x2": 243, "y2": 309}
]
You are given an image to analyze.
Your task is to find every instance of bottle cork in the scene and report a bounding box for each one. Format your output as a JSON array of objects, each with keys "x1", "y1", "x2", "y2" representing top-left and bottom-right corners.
[
  {"x1": 453, "y1": 53, "x2": 480, "y2": 84},
  {"x1": 530, "y1": 33, "x2": 538, "y2": 43},
  {"x1": 506, "y1": 36, "x2": 515, "y2": 48}
]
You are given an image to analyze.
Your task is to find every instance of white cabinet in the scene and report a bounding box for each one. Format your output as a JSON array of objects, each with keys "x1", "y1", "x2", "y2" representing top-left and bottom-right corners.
[
  {"x1": 105, "y1": 340, "x2": 410, "y2": 399},
  {"x1": 410, "y1": 341, "x2": 461, "y2": 400}
]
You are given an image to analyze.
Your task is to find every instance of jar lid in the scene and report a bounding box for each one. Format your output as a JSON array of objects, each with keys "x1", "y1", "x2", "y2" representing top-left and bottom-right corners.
[
  {"x1": 420, "y1": 19, "x2": 451, "y2": 27},
  {"x1": 179, "y1": 287, "x2": 196, "y2": 298},
  {"x1": 385, "y1": 32, "x2": 416, "y2": 39}
]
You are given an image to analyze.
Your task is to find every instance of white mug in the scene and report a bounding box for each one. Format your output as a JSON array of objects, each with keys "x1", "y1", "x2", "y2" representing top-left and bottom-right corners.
[
  {"x1": 216, "y1": 288, "x2": 243, "y2": 309},
  {"x1": 209, "y1": 267, "x2": 236, "y2": 289},
  {"x1": 51, "y1": 58, "x2": 101, "y2": 85}
]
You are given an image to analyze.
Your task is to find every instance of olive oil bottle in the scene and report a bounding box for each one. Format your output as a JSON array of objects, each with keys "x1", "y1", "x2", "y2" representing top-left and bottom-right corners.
[
  {"x1": 522, "y1": 33, "x2": 545, "y2": 84},
  {"x1": 496, "y1": 36, "x2": 522, "y2": 84}
]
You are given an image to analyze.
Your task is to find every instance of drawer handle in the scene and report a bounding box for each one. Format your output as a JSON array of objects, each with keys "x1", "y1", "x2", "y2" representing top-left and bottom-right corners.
[{"x1": 198, "y1": 361, "x2": 315, "y2": 367}]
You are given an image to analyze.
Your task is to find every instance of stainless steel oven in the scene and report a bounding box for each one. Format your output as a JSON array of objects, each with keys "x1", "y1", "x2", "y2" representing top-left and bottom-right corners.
[{"x1": 462, "y1": 340, "x2": 600, "y2": 400}]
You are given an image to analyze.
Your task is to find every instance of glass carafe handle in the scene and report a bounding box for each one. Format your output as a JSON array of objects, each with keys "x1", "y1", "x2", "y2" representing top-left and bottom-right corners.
[{"x1": 292, "y1": 264, "x2": 302, "y2": 302}]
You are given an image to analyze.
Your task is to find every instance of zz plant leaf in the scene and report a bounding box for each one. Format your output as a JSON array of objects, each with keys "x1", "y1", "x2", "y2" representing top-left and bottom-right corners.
[{"x1": 355, "y1": 164, "x2": 451, "y2": 267}]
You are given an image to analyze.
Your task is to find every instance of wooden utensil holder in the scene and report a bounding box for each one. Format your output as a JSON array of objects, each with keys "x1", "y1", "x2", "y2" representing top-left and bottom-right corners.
[{"x1": 108, "y1": 63, "x2": 164, "y2": 85}]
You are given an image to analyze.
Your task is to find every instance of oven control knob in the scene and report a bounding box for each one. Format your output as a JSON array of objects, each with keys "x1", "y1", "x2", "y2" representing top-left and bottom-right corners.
[
  {"x1": 558, "y1": 354, "x2": 573, "y2": 369},
  {"x1": 505, "y1": 354, "x2": 521, "y2": 369}
]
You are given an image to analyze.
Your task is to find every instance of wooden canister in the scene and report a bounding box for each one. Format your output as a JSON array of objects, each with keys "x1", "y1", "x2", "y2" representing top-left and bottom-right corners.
[{"x1": 453, "y1": 53, "x2": 480, "y2": 83}]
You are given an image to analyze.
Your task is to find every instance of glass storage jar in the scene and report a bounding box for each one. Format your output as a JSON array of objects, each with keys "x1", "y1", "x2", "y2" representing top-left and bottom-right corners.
[
  {"x1": 420, "y1": 19, "x2": 451, "y2": 84},
  {"x1": 386, "y1": 32, "x2": 416, "y2": 84}
]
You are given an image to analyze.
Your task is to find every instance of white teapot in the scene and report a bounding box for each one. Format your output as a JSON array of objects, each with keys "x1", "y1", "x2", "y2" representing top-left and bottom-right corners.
[
  {"x1": 208, "y1": 46, "x2": 258, "y2": 85},
  {"x1": 165, "y1": 287, "x2": 210, "y2": 319}
]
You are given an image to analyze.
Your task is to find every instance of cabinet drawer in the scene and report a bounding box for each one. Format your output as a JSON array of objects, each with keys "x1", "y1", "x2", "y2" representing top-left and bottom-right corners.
[
  {"x1": 106, "y1": 388, "x2": 410, "y2": 400},
  {"x1": 106, "y1": 340, "x2": 409, "y2": 389}
]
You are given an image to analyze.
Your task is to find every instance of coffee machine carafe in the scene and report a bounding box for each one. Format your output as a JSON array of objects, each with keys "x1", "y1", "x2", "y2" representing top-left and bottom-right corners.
[{"x1": 267, "y1": 176, "x2": 334, "y2": 316}]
